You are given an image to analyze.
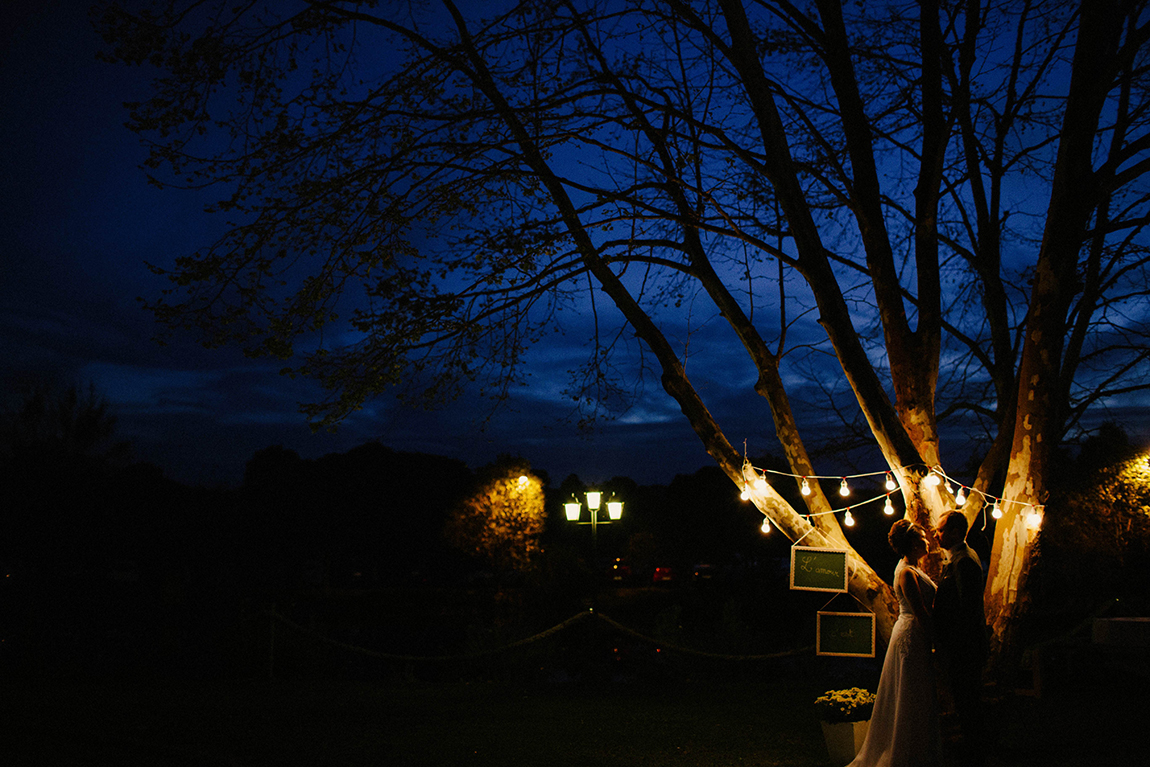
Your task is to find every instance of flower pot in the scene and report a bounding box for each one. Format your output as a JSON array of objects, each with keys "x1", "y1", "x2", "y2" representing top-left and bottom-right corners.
[{"x1": 820, "y1": 719, "x2": 869, "y2": 766}]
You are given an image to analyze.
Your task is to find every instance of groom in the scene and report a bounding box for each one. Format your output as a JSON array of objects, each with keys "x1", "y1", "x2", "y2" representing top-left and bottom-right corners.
[{"x1": 934, "y1": 511, "x2": 988, "y2": 766}]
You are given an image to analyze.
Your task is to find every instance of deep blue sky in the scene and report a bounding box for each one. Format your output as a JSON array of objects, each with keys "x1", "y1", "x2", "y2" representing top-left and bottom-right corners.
[
  {"x1": 0, "y1": 0, "x2": 732, "y2": 487},
  {"x1": 7, "y1": 3, "x2": 1143, "y2": 492}
]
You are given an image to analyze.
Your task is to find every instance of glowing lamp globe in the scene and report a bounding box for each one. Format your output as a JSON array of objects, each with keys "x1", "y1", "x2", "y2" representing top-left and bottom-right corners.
[
  {"x1": 564, "y1": 502, "x2": 582, "y2": 521},
  {"x1": 586, "y1": 491, "x2": 602, "y2": 510},
  {"x1": 607, "y1": 500, "x2": 623, "y2": 520}
]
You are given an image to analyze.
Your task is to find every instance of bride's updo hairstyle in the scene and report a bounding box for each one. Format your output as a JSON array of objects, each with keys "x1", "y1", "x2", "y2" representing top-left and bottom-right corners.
[{"x1": 888, "y1": 518, "x2": 921, "y2": 557}]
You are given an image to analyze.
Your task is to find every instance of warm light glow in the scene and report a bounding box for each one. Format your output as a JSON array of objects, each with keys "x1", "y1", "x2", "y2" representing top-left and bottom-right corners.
[
  {"x1": 1118, "y1": 451, "x2": 1150, "y2": 489},
  {"x1": 801, "y1": 477, "x2": 811, "y2": 496},
  {"x1": 564, "y1": 502, "x2": 581, "y2": 521},
  {"x1": 760, "y1": 517, "x2": 771, "y2": 534},
  {"x1": 754, "y1": 476, "x2": 768, "y2": 491},
  {"x1": 991, "y1": 502, "x2": 1003, "y2": 519},
  {"x1": 740, "y1": 486, "x2": 750, "y2": 501},
  {"x1": 839, "y1": 478, "x2": 850, "y2": 497},
  {"x1": 586, "y1": 491, "x2": 602, "y2": 510},
  {"x1": 517, "y1": 475, "x2": 530, "y2": 486},
  {"x1": 955, "y1": 487, "x2": 966, "y2": 506},
  {"x1": 885, "y1": 472, "x2": 897, "y2": 491},
  {"x1": 844, "y1": 509, "x2": 855, "y2": 527},
  {"x1": 883, "y1": 497, "x2": 895, "y2": 515},
  {"x1": 1026, "y1": 506, "x2": 1043, "y2": 530},
  {"x1": 607, "y1": 500, "x2": 623, "y2": 520},
  {"x1": 926, "y1": 471, "x2": 941, "y2": 487}
]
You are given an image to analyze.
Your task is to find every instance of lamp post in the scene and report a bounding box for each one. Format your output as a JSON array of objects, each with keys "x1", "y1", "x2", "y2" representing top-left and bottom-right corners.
[{"x1": 564, "y1": 491, "x2": 623, "y2": 549}]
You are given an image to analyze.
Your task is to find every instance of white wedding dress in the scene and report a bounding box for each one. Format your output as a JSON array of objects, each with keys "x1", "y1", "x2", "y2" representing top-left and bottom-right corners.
[{"x1": 847, "y1": 560, "x2": 942, "y2": 767}]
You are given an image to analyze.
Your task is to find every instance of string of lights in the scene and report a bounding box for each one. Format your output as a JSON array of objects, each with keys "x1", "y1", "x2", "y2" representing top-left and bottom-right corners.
[{"x1": 740, "y1": 456, "x2": 1045, "y2": 534}]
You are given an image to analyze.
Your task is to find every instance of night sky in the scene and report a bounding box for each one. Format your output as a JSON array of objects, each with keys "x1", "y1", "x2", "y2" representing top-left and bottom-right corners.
[
  {"x1": 9, "y1": 3, "x2": 1142, "y2": 494},
  {"x1": 1, "y1": 0, "x2": 735, "y2": 487}
]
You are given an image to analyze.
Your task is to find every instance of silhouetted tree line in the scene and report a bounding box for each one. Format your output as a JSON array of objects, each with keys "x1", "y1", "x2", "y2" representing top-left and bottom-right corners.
[
  {"x1": 239, "y1": 442, "x2": 475, "y2": 588},
  {"x1": 2, "y1": 386, "x2": 1144, "y2": 680},
  {"x1": 0, "y1": 387, "x2": 802, "y2": 679}
]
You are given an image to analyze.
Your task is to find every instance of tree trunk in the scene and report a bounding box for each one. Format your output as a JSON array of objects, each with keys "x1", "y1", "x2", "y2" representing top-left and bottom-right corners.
[{"x1": 985, "y1": 0, "x2": 1122, "y2": 671}]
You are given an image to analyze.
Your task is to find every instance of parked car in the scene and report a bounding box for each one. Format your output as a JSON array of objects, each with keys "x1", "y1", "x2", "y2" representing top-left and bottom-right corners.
[
  {"x1": 610, "y1": 558, "x2": 632, "y2": 582},
  {"x1": 652, "y1": 566, "x2": 674, "y2": 584}
]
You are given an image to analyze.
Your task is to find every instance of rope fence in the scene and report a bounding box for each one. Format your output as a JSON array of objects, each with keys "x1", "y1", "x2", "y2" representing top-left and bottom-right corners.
[
  {"x1": 590, "y1": 610, "x2": 814, "y2": 661},
  {"x1": 265, "y1": 608, "x2": 814, "y2": 665}
]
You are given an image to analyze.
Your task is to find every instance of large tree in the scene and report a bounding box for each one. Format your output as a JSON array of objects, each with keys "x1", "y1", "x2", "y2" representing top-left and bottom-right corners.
[{"x1": 97, "y1": 0, "x2": 1150, "y2": 664}]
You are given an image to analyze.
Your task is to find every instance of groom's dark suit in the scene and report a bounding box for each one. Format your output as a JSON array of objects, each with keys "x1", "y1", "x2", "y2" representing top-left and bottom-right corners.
[{"x1": 934, "y1": 541, "x2": 987, "y2": 765}]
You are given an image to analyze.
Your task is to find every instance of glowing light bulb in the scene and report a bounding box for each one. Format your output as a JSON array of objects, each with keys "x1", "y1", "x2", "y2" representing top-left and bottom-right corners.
[
  {"x1": 740, "y1": 486, "x2": 750, "y2": 501},
  {"x1": 885, "y1": 472, "x2": 897, "y2": 491},
  {"x1": 754, "y1": 476, "x2": 768, "y2": 491},
  {"x1": 955, "y1": 487, "x2": 966, "y2": 506},
  {"x1": 991, "y1": 502, "x2": 1003, "y2": 519},
  {"x1": 843, "y1": 509, "x2": 855, "y2": 527},
  {"x1": 801, "y1": 477, "x2": 811, "y2": 496},
  {"x1": 883, "y1": 497, "x2": 895, "y2": 515},
  {"x1": 760, "y1": 517, "x2": 771, "y2": 534},
  {"x1": 944, "y1": 480, "x2": 953, "y2": 494},
  {"x1": 517, "y1": 475, "x2": 530, "y2": 486},
  {"x1": 839, "y1": 478, "x2": 850, "y2": 497},
  {"x1": 926, "y1": 471, "x2": 941, "y2": 487},
  {"x1": 1026, "y1": 508, "x2": 1042, "y2": 529}
]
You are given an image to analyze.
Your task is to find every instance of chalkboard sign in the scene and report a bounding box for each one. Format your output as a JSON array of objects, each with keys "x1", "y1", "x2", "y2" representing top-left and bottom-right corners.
[
  {"x1": 790, "y1": 546, "x2": 849, "y2": 592},
  {"x1": 817, "y1": 611, "x2": 875, "y2": 658}
]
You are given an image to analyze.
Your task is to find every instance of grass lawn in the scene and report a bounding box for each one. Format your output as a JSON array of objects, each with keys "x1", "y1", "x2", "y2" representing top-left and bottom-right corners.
[
  {"x1": 1, "y1": 675, "x2": 831, "y2": 766},
  {"x1": 1, "y1": 663, "x2": 1140, "y2": 766},
  {"x1": 2, "y1": 589, "x2": 1139, "y2": 767}
]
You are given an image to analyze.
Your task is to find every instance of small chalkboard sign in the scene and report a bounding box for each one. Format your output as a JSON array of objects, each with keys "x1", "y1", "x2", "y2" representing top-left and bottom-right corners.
[
  {"x1": 817, "y1": 611, "x2": 875, "y2": 658},
  {"x1": 790, "y1": 546, "x2": 849, "y2": 592}
]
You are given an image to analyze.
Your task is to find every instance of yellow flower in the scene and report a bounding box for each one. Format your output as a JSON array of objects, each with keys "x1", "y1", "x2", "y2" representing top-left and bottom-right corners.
[{"x1": 814, "y1": 688, "x2": 876, "y2": 723}]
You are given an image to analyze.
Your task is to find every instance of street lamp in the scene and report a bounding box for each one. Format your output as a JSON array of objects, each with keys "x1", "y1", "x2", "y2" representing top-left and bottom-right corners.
[
  {"x1": 565, "y1": 491, "x2": 623, "y2": 544},
  {"x1": 566, "y1": 491, "x2": 624, "y2": 591}
]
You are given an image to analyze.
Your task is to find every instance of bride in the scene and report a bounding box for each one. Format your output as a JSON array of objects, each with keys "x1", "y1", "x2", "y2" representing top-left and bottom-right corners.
[{"x1": 848, "y1": 519, "x2": 942, "y2": 767}]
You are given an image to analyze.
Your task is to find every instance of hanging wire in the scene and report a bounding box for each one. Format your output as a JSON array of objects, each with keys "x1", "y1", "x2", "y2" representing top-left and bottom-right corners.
[
  {"x1": 743, "y1": 454, "x2": 1040, "y2": 528},
  {"x1": 759, "y1": 467, "x2": 899, "y2": 481}
]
